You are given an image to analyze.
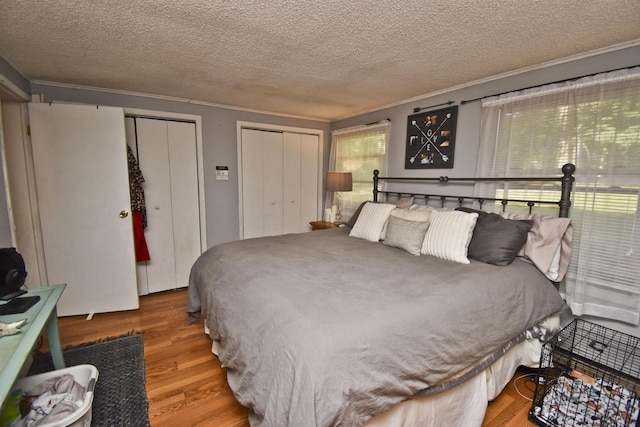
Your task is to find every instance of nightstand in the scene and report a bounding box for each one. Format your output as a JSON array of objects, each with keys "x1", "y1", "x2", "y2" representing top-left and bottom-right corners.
[{"x1": 309, "y1": 221, "x2": 345, "y2": 231}]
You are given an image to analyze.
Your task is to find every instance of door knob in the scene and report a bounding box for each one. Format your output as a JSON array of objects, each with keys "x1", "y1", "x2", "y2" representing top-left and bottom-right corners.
[{"x1": 119, "y1": 210, "x2": 129, "y2": 218}]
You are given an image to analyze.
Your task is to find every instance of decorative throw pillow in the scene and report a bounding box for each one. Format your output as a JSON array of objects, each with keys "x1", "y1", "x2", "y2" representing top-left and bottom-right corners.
[
  {"x1": 421, "y1": 210, "x2": 478, "y2": 263},
  {"x1": 409, "y1": 204, "x2": 433, "y2": 211},
  {"x1": 347, "y1": 201, "x2": 399, "y2": 229},
  {"x1": 389, "y1": 197, "x2": 414, "y2": 209},
  {"x1": 499, "y1": 212, "x2": 572, "y2": 281},
  {"x1": 456, "y1": 207, "x2": 533, "y2": 266},
  {"x1": 383, "y1": 215, "x2": 430, "y2": 255},
  {"x1": 381, "y1": 197, "x2": 416, "y2": 237},
  {"x1": 390, "y1": 207, "x2": 432, "y2": 223},
  {"x1": 346, "y1": 199, "x2": 413, "y2": 231},
  {"x1": 346, "y1": 201, "x2": 368, "y2": 228},
  {"x1": 349, "y1": 202, "x2": 396, "y2": 242},
  {"x1": 409, "y1": 204, "x2": 452, "y2": 212}
]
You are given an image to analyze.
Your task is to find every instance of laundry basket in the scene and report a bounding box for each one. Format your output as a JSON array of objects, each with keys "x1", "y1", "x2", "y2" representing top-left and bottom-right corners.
[{"x1": 11, "y1": 364, "x2": 98, "y2": 427}]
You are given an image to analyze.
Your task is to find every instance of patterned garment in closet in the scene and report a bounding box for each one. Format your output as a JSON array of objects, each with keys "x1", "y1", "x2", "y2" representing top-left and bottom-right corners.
[
  {"x1": 127, "y1": 145, "x2": 147, "y2": 227},
  {"x1": 127, "y1": 145, "x2": 150, "y2": 262}
]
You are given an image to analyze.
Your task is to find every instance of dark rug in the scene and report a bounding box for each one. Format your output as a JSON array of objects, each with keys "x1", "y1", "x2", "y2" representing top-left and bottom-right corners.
[{"x1": 28, "y1": 332, "x2": 150, "y2": 427}]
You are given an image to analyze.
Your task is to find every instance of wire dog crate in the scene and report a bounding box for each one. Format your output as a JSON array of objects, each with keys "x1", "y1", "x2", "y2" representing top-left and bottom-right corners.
[{"x1": 530, "y1": 319, "x2": 640, "y2": 427}]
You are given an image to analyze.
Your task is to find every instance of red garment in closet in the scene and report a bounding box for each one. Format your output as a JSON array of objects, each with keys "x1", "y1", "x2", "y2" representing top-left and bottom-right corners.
[{"x1": 132, "y1": 210, "x2": 150, "y2": 262}]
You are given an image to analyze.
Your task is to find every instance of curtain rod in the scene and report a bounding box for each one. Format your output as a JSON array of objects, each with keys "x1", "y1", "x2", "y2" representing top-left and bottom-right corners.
[
  {"x1": 460, "y1": 65, "x2": 639, "y2": 105},
  {"x1": 332, "y1": 119, "x2": 390, "y2": 136},
  {"x1": 365, "y1": 118, "x2": 390, "y2": 125}
]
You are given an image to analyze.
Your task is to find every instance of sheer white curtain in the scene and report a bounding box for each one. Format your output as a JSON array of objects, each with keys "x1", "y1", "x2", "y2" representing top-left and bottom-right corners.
[
  {"x1": 326, "y1": 121, "x2": 390, "y2": 221},
  {"x1": 477, "y1": 67, "x2": 640, "y2": 325}
]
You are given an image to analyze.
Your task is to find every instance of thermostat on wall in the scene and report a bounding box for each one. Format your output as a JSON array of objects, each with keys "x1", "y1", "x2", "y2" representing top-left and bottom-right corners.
[{"x1": 216, "y1": 166, "x2": 229, "y2": 181}]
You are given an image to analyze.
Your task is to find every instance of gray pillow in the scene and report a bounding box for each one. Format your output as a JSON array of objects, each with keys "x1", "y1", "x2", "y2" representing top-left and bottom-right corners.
[
  {"x1": 456, "y1": 207, "x2": 533, "y2": 266},
  {"x1": 383, "y1": 215, "x2": 430, "y2": 256}
]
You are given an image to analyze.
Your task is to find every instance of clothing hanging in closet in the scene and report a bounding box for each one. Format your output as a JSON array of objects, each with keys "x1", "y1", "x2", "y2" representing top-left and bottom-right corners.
[{"x1": 127, "y1": 145, "x2": 150, "y2": 262}]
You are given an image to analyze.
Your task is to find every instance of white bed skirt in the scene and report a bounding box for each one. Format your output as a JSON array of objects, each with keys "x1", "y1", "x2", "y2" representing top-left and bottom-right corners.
[
  {"x1": 205, "y1": 315, "x2": 557, "y2": 426},
  {"x1": 364, "y1": 333, "x2": 545, "y2": 427}
]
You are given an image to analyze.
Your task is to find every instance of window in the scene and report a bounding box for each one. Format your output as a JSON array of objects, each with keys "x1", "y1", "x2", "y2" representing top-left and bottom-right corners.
[
  {"x1": 477, "y1": 67, "x2": 640, "y2": 325},
  {"x1": 327, "y1": 121, "x2": 390, "y2": 220}
]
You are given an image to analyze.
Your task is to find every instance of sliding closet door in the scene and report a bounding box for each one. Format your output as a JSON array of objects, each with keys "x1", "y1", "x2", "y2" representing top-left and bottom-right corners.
[
  {"x1": 130, "y1": 118, "x2": 173, "y2": 293},
  {"x1": 127, "y1": 117, "x2": 201, "y2": 295},
  {"x1": 282, "y1": 133, "x2": 301, "y2": 234},
  {"x1": 282, "y1": 132, "x2": 319, "y2": 234},
  {"x1": 167, "y1": 121, "x2": 201, "y2": 288},
  {"x1": 300, "y1": 134, "x2": 320, "y2": 228},
  {"x1": 240, "y1": 129, "x2": 262, "y2": 239},
  {"x1": 262, "y1": 132, "x2": 284, "y2": 237},
  {"x1": 241, "y1": 128, "x2": 283, "y2": 239},
  {"x1": 240, "y1": 127, "x2": 319, "y2": 239},
  {"x1": 28, "y1": 102, "x2": 139, "y2": 316}
]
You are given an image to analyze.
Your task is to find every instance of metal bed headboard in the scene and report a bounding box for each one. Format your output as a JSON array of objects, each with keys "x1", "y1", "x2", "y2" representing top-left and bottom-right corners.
[{"x1": 373, "y1": 163, "x2": 576, "y2": 218}]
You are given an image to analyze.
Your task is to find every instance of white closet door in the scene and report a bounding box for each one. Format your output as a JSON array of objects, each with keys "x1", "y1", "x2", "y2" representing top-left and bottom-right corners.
[
  {"x1": 242, "y1": 129, "x2": 284, "y2": 238},
  {"x1": 282, "y1": 133, "x2": 302, "y2": 234},
  {"x1": 167, "y1": 121, "x2": 201, "y2": 288},
  {"x1": 282, "y1": 132, "x2": 319, "y2": 233},
  {"x1": 241, "y1": 129, "x2": 267, "y2": 239},
  {"x1": 129, "y1": 118, "x2": 201, "y2": 294},
  {"x1": 134, "y1": 118, "x2": 175, "y2": 293},
  {"x1": 241, "y1": 128, "x2": 319, "y2": 238},
  {"x1": 262, "y1": 132, "x2": 283, "y2": 237},
  {"x1": 299, "y1": 133, "x2": 319, "y2": 231},
  {"x1": 28, "y1": 103, "x2": 138, "y2": 316}
]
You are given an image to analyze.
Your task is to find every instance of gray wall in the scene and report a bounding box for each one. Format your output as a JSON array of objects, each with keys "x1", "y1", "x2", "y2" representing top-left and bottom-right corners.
[
  {"x1": 0, "y1": 55, "x2": 30, "y2": 97},
  {"x1": 25, "y1": 84, "x2": 331, "y2": 247}
]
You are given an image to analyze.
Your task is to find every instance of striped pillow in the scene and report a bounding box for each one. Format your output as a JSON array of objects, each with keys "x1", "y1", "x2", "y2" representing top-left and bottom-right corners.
[
  {"x1": 421, "y1": 210, "x2": 479, "y2": 263},
  {"x1": 349, "y1": 202, "x2": 396, "y2": 242}
]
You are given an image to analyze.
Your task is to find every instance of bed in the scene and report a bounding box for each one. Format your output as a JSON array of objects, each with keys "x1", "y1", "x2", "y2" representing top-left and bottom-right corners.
[{"x1": 187, "y1": 163, "x2": 576, "y2": 427}]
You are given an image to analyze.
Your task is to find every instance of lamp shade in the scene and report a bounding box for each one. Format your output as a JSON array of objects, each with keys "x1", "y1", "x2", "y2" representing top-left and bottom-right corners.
[{"x1": 326, "y1": 172, "x2": 352, "y2": 192}]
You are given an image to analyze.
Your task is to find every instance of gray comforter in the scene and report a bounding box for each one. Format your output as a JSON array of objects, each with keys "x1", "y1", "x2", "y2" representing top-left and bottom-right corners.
[{"x1": 187, "y1": 228, "x2": 565, "y2": 426}]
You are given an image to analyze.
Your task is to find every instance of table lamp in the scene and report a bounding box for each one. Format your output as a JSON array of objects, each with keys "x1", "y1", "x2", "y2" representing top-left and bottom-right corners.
[{"x1": 326, "y1": 172, "x2": 352, "y2": 223}]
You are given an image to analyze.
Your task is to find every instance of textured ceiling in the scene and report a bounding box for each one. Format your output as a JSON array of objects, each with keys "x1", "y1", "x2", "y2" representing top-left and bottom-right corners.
[{"x1": 0, "y1": 1, "x2": 639, "y2": 121}]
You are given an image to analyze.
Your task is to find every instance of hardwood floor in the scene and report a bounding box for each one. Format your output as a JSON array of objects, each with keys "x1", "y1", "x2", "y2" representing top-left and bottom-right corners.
[
  {"x1": 42, "y1": 288, "x2": 538, "y2": 426},
  {"x1": 483, "y1": 367, "x2": 539, "y2": 427}
]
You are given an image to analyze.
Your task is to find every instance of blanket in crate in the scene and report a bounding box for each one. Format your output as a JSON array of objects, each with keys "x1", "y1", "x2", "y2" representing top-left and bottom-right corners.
[{"x1": 534, "y1": 375, "x2": 639, "y2": 427}]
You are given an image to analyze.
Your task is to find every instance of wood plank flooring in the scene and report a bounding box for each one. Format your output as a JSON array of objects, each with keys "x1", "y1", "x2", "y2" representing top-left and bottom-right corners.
[{"x1": 41, "y1": 288, "x2": 539, "y2": 426}]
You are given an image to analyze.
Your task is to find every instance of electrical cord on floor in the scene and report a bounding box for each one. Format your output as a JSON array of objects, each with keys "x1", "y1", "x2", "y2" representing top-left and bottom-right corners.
[{"x1": 513, "y1": 373, "x2": 539, "y2": 401}]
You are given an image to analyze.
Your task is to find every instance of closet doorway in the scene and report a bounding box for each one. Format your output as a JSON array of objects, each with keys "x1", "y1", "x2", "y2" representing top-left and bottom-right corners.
[
  {"x1": 124, "y1": 113, "x2": 204, "y2": 296},
  {"x1": 23, "y1": 103, "x2": 205, "y2": 317},
  {"x1": 237, "y1": 122, "x2": 323, "y2": 239}
]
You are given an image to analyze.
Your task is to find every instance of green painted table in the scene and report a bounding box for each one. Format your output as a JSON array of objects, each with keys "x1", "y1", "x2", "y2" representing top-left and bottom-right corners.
[{"x1": 0, "y1": 283, "x2": 66, "y2": 409}]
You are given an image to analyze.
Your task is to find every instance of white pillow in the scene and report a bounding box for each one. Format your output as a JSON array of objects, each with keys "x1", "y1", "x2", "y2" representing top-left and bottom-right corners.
[
  {"x1": 350, "y1": 202, "x2": 396, "y2": 242},
  {"x1": 421, "y1": 210, "x2": 479, "y2": 263},
  {"x1": 499, "y1": 212, "x2": 572, "y2": 281},
  {"x1": 409, "y1": 204, "x2": 434, "y2": 211},
  {"x1": 546, "y1": 245, "x2": 562, "y2": 280}
]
